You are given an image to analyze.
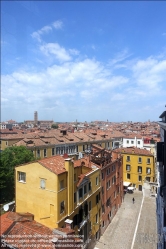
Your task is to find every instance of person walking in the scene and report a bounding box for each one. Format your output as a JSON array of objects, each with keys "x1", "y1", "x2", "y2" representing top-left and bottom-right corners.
[{"x1": 132, "y1": 197, "x2": 135, "y2": 204}]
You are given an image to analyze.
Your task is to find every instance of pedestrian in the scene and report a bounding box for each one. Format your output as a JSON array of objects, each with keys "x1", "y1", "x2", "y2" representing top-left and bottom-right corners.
[{"x1": 132, "y1": 197, "x2": 135, "y2": 204}]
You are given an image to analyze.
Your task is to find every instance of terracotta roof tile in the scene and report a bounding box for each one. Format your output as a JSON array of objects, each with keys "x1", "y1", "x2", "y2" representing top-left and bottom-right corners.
[
  {"x1": 0, "y1": 212, "x2": 14, "y2": 234},
  {"x1": 1, "y1": 212, "x2": 80, "y2": 249},
  {"x1": 38, "y1": 156, "x2": 66, "y2": 175},
  {"x1": 114, "y1": 147, "x2": 154, "y2": 156}
]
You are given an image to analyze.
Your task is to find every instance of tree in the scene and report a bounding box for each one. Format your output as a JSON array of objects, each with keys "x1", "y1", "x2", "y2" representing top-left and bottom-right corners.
[
  {"x1": 51, "y1": 123, "x2": 59, "y2": 129},
  {"x1": 0, "y1": 146, "x2": 35, "y2": 203}
]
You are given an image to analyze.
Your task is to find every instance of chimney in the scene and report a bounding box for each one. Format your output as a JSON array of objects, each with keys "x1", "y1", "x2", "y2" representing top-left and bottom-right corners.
[
  {"x1": 65, "y1": 219, "x2": 73, "y2": 229},
  {"x1": 64, "y1": 159, "x2": 74, "y2": 215}
]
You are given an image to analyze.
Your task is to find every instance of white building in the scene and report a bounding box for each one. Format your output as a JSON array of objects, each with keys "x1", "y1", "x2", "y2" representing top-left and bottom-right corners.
[{"x1": 122, "y1": 135, "x2": 144, "y2": 148}]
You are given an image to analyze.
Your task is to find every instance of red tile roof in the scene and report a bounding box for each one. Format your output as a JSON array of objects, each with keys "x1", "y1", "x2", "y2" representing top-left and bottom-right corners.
[
  {"x1": 0, "y1": 212, "x2": 14, "y2": 234},
  {"x1": 114, "y1": 147, "x2": 154, "y2": 156},
  {"x1": 1, "y1": 212, "x2": 80, "y2": 249},
  {"x1": 38, "y1": 155, "x2": 66, "y2": 175}
]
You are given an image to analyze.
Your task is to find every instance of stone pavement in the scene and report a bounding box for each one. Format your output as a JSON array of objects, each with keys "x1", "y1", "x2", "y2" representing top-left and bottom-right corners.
[
  {"x1": 94, "y1": 188, "x2": 157, "y2": 249},
  {"x1": 133, "y1": 188, "x2": 157, "y2": 249}
]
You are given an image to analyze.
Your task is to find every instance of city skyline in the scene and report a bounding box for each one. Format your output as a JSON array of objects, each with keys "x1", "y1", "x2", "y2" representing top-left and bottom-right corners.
[{"x1": 1, "y1": 1, "x2": 166, "y2": 122}]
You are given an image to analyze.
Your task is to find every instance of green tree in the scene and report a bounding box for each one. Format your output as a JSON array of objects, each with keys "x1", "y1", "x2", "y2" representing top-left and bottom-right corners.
[
  {"x1": 0, "y1": 146, "x2": 35, "y2": 203},
  {"x1": 51, "y1": 123, "x2": 59, "y2": 129}
]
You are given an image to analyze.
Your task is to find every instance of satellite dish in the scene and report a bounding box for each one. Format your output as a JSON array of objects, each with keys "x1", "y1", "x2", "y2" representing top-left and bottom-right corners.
[{"x1": 3, "y1": 204, "x2": 9, "y2": 211}]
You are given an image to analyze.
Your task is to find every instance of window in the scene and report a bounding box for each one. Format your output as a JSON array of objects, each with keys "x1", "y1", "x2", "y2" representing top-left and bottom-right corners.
[
  {"x1": 44, "y1": 149, "x2": 47, "y2": 157},
  {"x1": 96, "y1": 214, "x2": 98, "y2": 223},
  {"x1": 107, "y1": 180, "x2": 110, "y2": 189},
  {"x1": 127, "y1": 140, "x2": 129, "y2": 144},
  {"x1": 96, "y1": 177, "x2": 99, "y2": 185},
  {"x1": 126, "y1": 156, "x2": 130, "y2": 162},
  {"x1": 146, "y1": 177, "x2": 151, "y2": 182},
  {"x1": 112, "y1": 177, "x2": 114, "y2": 184},
  {"x1": 138, "y1": 166, "x2": 142, "y2": 173},
  {"x1": 96, "y1": 194, "x2": 99, "y2": 204},
  {"x1": 102, "y1": 172, "x2": 104, "y2": 180},
  {"x1": 146, "y1": 168, "x2": 151, "y2": 174},
  {"x1": 138, "y1": 141, "x2": 140, "y2": 144},
  {"x1": 60, "y1": 201, "x2": 65, "y2": 213},
  {"x1": 52, "y1": 148, "x2": 55, "y2": 156},
  {"x1": 131, "y1": 141, "x2": 134, "y2": 144},
  {"x1": 18, "y1": 172, "x2": 26, "y2": 182},
  {"x1": 106, "y1": 197, "x2": 111, "y2": 206},
  {"x1": 108, "y1": 168, "x2": 110, "y2": 174},
  {"x1": 89, "y1": 201, "x2": 92, "y2": 211},
  {"x1": 102, "y1": 221, "x2": 105, "y2": 227},
  {"x1": 40, "y1": 179, "x2": 46, "y2": 189},
  {"x1": 79, "y1": 188, "x2": 83, "y2": 199},
  {"x1": 74, "y1": 192, "x2": 76, "y2": 203},
  {"x1": 109, "y1": 211, "x2": 112, "y2": 217},
  {"x1": 102, "y1": 205, "x2": 105, "y2": 213},
  {"x1": 60, "y1": 180, "x2": 64, "y2": 190},
  {"x1": 138, "y1": 175, "x2": 142, "y2": 181},
  {"x1": 138, "y1": 157, "x2": 142, "y2": 163},
  {"x1": 106, "y1": 169, "x2": 109, "y2": 175},
  {"x1": 126, "y1": 164, "x2": 130, "y2": 171},
  {"x1": 147, "y1": 158, "x2": 151, "y2": 164},
  {"x1": 127, "y1": 173, "x2": 130, "y2": 179},
  {"x1": 89, "y1": 182, "x2": 91, "y2": 191},
  {"x1": 102, "y1": 186, "x2": 104, "y2": 195},
  {"x1": 84, "y1": 185, "x2": 87, "y2": 195}
]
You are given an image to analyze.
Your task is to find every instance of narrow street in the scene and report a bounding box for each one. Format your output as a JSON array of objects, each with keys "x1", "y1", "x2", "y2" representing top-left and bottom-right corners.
[{"x1": 94, "y1": 188, "x2": 157, "y2": 249}]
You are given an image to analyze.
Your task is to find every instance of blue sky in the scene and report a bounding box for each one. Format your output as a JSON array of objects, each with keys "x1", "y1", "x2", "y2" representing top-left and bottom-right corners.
[{"x1": 1, "y1": 1, "x2": 166, "y2": 122}]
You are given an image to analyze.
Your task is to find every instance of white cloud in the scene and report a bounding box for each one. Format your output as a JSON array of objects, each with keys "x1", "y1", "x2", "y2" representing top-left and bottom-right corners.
[
  {"x1": 2, "y1": 24, "x2": 166, "y2": 122},
  {"x1": 31, "y1": 20, "x2": 63, "y2": 42},
  {"x1": 40, "y1": 43, "x2": 72, "y2": 62},
  {"x1": 52, "y1": 20, "x2": 63, "y2": 29},
  {"x1": 131, "y1": 57, "x2": 166, "y2": 91},
  {"x1": 108, "y1": 49, "x2": 132, "y2": 67},
  {"x1": 69, "y1": 49, "x2": 79, "y2": 56}
]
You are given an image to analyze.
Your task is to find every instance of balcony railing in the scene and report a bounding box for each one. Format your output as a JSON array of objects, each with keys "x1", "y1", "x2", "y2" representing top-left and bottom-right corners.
[{"x1": 78, "y1": 213, "x2": 90, "y2": 230}]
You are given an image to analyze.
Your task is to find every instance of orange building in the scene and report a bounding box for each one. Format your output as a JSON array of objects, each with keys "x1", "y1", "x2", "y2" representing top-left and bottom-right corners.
[{"x1": 90, "y1": 144, "x2": 123, "y2": 235}]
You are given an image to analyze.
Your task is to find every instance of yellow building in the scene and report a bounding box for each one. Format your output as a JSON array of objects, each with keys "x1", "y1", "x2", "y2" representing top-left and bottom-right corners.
[
  {"x1": 114, "y1": 147, "x2": 155, "y2": 191},
  {"x1": 15, "y1": 155, "x2": 101, "y2": 246}
]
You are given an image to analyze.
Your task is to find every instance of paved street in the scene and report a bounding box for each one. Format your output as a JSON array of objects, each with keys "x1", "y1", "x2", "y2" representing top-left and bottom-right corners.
[{"x1": 94, "y1": 188, "x2": 157, "y2": 249}]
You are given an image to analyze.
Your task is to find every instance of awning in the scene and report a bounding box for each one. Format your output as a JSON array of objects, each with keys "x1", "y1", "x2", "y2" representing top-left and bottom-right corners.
[
  {"x1": 127, "y1": 186, "x2": 135, "y2": 190},
  {"x1": 123, "y1": 181, "x2": 131, "y2": 187}
]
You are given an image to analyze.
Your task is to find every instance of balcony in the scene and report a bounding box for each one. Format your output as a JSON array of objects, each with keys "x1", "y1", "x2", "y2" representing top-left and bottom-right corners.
[{"x1": 78, "y1": 213, "x2": 90, "y2": 230}]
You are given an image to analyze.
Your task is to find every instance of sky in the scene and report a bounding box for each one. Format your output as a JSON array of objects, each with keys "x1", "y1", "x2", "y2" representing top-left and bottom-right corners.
[{"x1": 1, "y1": 1, "x2": 166, "y2": 123}]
